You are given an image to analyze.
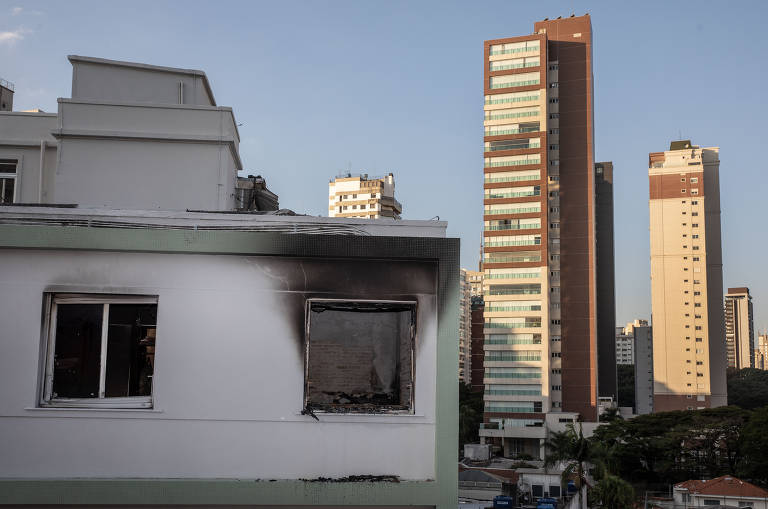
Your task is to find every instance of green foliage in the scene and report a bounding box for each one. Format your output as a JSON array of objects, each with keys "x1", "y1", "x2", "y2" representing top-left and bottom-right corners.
[
  {"x1": 458, "y1": 383, "x2": 483, "y2": 452},
  {"x1": 599, "y1": 406, "x2": 623, "y2": 423},
  {"x1": 590, "y1": 475, "x2": 635, "y2": 509},
  {"x1": 616, "y1": 364, "x2": 635, "y2": 409},
  {"x1": 727, "y1": 368, "x2": 768, "y2": 409},
  {"x1": 739, "y1": 406, "x2": 768, "y2": 486},
  {"x1": 590, "y1": 406, "x2": 753, "y2": 487}
]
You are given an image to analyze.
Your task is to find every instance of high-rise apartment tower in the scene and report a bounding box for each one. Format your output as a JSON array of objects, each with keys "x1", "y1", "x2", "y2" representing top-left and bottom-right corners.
[
  {"x1": 649, "y1": 140, "x2": 727, "y2": 411},
  {"x1": 479, "y1": 15, "x2": 613, "y2": 459},
  {"x1": 724, "y1": 287, "x2": 754, "y2": 369}
]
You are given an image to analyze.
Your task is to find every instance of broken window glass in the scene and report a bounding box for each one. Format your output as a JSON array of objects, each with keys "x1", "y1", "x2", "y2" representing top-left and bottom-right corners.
[
  {"x1": 305, "y1": 300, "x2": 416, "y2": 414},
  {"x1": 44, "y1": 295, "x2": 157, "y2": 408}
]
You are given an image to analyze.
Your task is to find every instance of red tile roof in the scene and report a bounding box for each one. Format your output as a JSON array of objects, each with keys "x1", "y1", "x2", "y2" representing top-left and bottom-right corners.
[{"x1": 675, "y1": 475, "x2": 768, "y2": 498}]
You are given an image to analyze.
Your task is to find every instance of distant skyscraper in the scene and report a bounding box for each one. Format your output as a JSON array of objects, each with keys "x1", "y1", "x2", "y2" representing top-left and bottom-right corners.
[
  {"x1": 617, "y1": 319, "x2": 654, "y2": 415},
  {"x1": 470, "y1": 296, "x2": 486, "y2": 393},
  {"x1": 595, "y1": 162, "x2": 617, "y2": 402},
  {"x1": 615, "y1": 326, "x2": 634, "y2": 365},
  {"x1": 479, "y1": 15, "x2": 614, "y2": 459},
  {"x1": 724, "y1": 287, "x2": 755, "y2": 369},
  {"x1": 756, "y1": 334, "x2": 768, "y2": 370},
  {"x1": 466, "y1": 269, "x2": 484, "y2": 297},
  {"x1": 649, "y1": 140, "x2": 727, "y2": 411},
  {"x1": 459, "y1": 269, "x2": 473, "y2": 385},
  {"x1": 328, "y1": 173, "x2": 401, "y2": 219}
]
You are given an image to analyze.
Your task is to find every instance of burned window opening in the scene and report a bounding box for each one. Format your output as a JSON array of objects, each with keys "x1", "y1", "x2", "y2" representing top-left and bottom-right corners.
[{"x1": 304, "y1": 299, "x2": 416, "y2": 414}]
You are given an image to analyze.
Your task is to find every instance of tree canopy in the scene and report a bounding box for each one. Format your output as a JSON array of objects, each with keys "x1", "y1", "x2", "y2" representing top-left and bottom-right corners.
[{"x1": 727, "y1": 368, "x2": 768, "y2": 409}]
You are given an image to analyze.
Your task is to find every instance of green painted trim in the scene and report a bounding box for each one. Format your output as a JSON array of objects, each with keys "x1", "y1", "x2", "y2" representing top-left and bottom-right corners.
[
  {"x1": 0, "y1": 224, "x2": 459, "y2": 508},
  {"x1": 0, "y1": 479, "x2": 440, "y2": 506}
]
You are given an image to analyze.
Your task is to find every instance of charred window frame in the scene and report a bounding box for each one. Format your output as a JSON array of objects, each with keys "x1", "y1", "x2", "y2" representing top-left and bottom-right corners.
[
  {"x1": 41, "y1": 294, "x2": 158, "y2": 409},
  {"x1": 304, "y1": 299, "x2": 416, "y2": 415}
]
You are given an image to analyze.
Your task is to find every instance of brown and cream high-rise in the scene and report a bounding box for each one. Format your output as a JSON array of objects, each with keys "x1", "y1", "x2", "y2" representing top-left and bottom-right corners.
[
  {"x1": 479, "y1": 15, "x2": 614, "y2": 459},
  {"x1": 649, "y1": 140, "x2": 727, "y2": 411}
]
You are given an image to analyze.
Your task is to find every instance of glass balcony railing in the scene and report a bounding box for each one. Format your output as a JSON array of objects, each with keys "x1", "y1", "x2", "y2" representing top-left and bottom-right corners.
[
  {"x1": 490, "y1": 62, "x2": 539, "y2": 72},
  {"x1": 484, "y1": 223, "x2": 540, "y2": 231},
  {"x1": 485, "y1": 321, "x2": 542, "y2": 328},
  {"x1": 485, "y1": 110, "x2": 539, "y2": 121},
  {"x1": 485, "y1": 337, "x2": 542, "y2": 345},
  {"x1": 485, "y1": 95, "x2": 539, "y2": 106},
  {"x1": 485, "y1": 143, "x2": 540, "y2": 152},
  {"x1": 490, "y1": 46, "x2": 540, "y2": 56},
  {"x1": 485, "y1": 175, "x2": 539, "y2": 183},
  {"x1": 486, "y1": 353, "x2": 542, "y2": 361},
  {"x1": 486, "y1": 191, "x2": 541, "y2": 200},
  {"x1": 485, "y1": 239, "x2": 542, "y2": 247},
  {"x1": 484, "y1": 159, "x2": 540, "y2": 168},
  {"x1": 486, "y1": 127, "x2": 540, "y2": 136},
  {"x1": 486, "y1": 272, "x2": 540, "y2": 279},
  {"x1": 484, "y1": 372, "x2": 542, "y2": 379},
  {"x1": 488, "y1": 287, "x2": 541, "y2": 296},
  {"x1": 486, "y1": 405, "x2": 538, "y2": 413},
  {"x1": 486, "y1": 305, "x2": 542, "y2": 312},
  {"x1": 485, "y1": 254, "x2": 542, "y2": 263},
  {"x1": 490, "y1": 79, "x2": 540, "y2": 90},
  {"x1": 484, "y1": 207, "x2": 541, "y2": 215}
]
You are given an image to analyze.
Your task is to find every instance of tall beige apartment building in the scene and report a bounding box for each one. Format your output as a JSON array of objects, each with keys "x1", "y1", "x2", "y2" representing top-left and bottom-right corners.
[
  {"x1": 328, "y1": 173, "x2": 401, "y2": 219},
  {"x1": 479, "y1": 15, "x2": 616, "y2": 459},
  {"x1": 724, "y1": 287, "x2": 754, "y2": 369},
  {"x1": 649, "y1": 140, "x2": 727, "y2": 411}
]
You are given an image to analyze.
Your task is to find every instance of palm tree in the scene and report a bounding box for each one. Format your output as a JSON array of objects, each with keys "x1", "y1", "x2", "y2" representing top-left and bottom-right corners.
[{"x1": 543, "y1": 422, "x2": 598, "y2": 508}]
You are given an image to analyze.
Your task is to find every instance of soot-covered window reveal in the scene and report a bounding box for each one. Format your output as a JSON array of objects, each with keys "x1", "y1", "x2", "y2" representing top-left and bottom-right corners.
[
  {"x1": 41, "y1": 294, "x2": 158, "y2": 409},
  {"x1": 304, "y1": 300, "x2": 416, "y2": 414}
]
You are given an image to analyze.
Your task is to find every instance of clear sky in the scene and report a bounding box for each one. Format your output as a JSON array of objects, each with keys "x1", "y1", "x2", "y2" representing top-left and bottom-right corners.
[{"x1": 3, "y1": 0, "x2": 767, "y2": 330}]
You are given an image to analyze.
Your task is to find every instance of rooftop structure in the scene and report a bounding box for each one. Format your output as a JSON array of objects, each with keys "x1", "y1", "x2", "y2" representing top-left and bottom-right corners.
[{"x1": 0, "y1": 56, "x2": 277, "y2": 211}]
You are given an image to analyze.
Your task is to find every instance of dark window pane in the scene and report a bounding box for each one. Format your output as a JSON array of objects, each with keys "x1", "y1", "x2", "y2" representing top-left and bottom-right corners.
[
  {"x1": 1, "y1": 178, "x2": 14, "y2": 204},
  {"x1": 0, "y1": 159, "x2": 16, "y2": 173},
  {"x1": 307, "y1": 301, "x2": 414, "y2": 412},
  {"x1": 52, "y1": 304, "x2": 103, "y2": 398},
  {"x1": 105, "y1": 304, "x2": 157, "y2": 397}
]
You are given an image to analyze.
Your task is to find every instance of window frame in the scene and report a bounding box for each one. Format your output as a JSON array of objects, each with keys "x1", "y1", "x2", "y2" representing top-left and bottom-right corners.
[
  {"x1": 0, "y1": 156, "x2": 20, "y2": 204},
  {"x1": 41, "y1": 293, "x2": 159, "y2": 409},
  {"x1": 303, "y1": 298, "x2": 417, "y2": 415}
]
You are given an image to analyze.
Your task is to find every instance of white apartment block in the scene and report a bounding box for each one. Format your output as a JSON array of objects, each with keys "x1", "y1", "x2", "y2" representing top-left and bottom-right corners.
[
  {"x1": 615, "y1": 326, "x2": 634, "y2": 365},
  {"x1": 0, "y1": 55, "x2": 458, "y2": 508},
  {"x1": 328, "y1": 172, "x2": 402, "y2": 219}
]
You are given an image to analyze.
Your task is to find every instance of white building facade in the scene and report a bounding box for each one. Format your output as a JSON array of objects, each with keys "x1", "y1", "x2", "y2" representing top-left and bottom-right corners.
[{"x1": 0, "y1": 55, "x2": 458, "y2": 508}]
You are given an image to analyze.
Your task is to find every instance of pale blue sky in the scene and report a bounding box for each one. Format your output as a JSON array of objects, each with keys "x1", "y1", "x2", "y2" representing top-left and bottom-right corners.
[{"x1": 2, "y1": 0, "x2": 767, "y2": 329}]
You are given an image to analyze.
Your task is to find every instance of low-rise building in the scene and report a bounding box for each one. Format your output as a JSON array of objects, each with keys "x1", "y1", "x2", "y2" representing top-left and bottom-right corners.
[
  {"x1": 0, "y1": 55, "x2": 458, "y2": 509},
  {"x1": 673, "y1": 475, "x2": 768, "y2": 508}
]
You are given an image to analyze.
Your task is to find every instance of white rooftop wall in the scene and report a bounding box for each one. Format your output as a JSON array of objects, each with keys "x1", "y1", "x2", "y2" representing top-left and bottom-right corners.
[{"x1": 69, "y1": 56, "x2": 216, "y2": 106}]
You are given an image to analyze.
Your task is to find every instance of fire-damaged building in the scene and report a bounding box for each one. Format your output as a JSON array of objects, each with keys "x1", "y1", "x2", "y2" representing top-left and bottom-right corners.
[{"x1": 0, "y1": 56, "x2": 459, "y2": 508}]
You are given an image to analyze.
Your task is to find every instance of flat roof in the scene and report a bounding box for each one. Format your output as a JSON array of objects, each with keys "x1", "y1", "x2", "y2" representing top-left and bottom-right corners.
[{"x1": 0, "y1": 206, "x2": 447, "y2": 238}]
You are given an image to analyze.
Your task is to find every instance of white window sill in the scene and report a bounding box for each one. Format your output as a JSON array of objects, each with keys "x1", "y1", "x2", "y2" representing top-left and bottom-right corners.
[{"x1": 26, "y1": 406, "x2": 162, "y2": 413}]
